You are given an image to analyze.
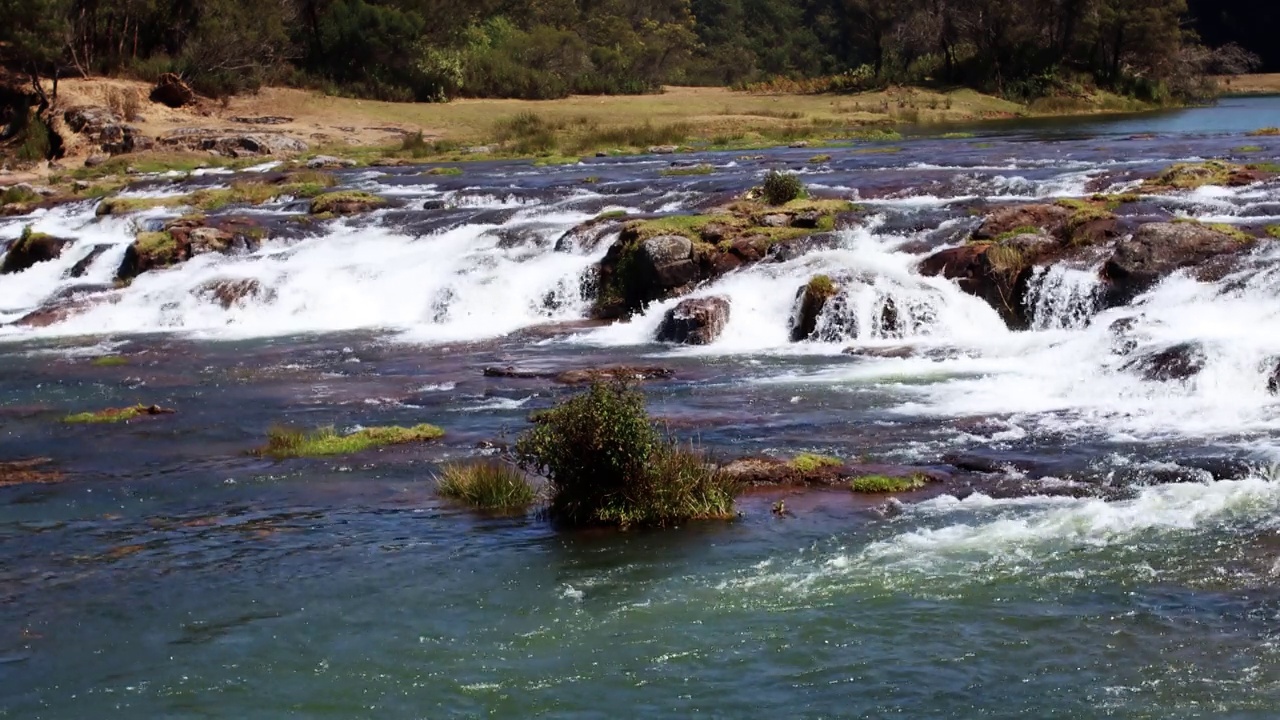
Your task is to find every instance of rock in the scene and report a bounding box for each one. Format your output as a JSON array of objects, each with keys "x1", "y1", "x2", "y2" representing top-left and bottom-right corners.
[
  {"x1": 66, "y1": 245, "x2": 111, "y2": 278},
  {"x1": 639, "y1": 234, "x2": 698, "y2": 289},
  {"x1": 788, "y1": 141, "x2": 809, "y2": 148},
  {"x1": 1, "y1": 202, "x2": 35, "y2": 217},
  {"x1": 116, "y1": 216, "x2": 265, "y2": 281},
  {"x1": 230, "y1": 116, "x2": 292, "y2": 125},
  {"x1": 1265, "y1": 359, "x2": 1280, "y2": 395},
  {"x1": 309, "y1": 191, "x2": 387, "y2": 216},
  {"x1": 919, "y1": 237, "x2": 1052, "y2": 329},
  {"x1": 656, "y1": 296, "x2": 731, "y2": 345},
  {"x1": 1108, "y1": 316, "x2": 1141, "y2": 356},
  {"x1": 1, "y1": 231, "x2": 70, "y2": 274},
  {"x1": 648, "y1": 145, "x2": 678, "y2": 154},
  {"x1": 305, "y1": 155, "x2": 358, "y2": 169},
  {"x1": 973, "y1": 203, "x2": 1074, "y2": 241},
  {"x1": 195, "y1": 278, "x2": 275, "y2": 309},
  {"x1": 791, "y1": 275, "x2": 839, "y2": 341},
  {"x1": 63, "y1": 106, "x2": 150, "y2": 155},
  {"x1": 84, "y1": 154, "x2": 108, "y2": 167},
  {"x1": 483, "y1": 365, "x2": 675, "y2": 384},
  {"x1": 791, "y1": 211, "x2": 823, "y2": 229},
  {"x1": 760, "y1": 213, "x2": 789, "y2": 228},
  {"x1": 157, "y1": 128, "x2": 308, "y2": 158},
  {"x1": 466, "y1": 146, "x2": 492, "y2": 155},
  {"x1": 150, "y1": 73, "x2": 196, "y2": 108},
  {"x1": 1102, "y1": 222, "x2": 1250, "y2": 305},
  {"x1": 1123, "y1": 342, "x2": 1205, "y2": 381},
  {"x1": 844, "y1": 345, "x2": 918, "y2": 359}
]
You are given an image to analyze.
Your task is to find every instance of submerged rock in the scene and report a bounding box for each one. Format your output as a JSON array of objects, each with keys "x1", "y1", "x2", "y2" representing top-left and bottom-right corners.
[
  {"x1": 656, "y1": 296, "x2": 730, "y2": 345},
  {"x1": 194, "y1": 278, "x2": 276, "y2": 309},
  {"x1": 1122, "y1": 342, "x2": 1206, "y2": 382},
  {"x1": 483, "y1": 365, "x2": 675, "y2": 385}
]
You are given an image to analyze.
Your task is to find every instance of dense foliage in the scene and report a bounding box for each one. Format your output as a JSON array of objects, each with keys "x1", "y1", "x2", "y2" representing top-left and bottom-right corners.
[
  {"x1": 515, "y1": 382, "x2": 737, "y2": 528},
  {"x1": 0, "y1": 0, "x2": 1267, "y2": 103}
]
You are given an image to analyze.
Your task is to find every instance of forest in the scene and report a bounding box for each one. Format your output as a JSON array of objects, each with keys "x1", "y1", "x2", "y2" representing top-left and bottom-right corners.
[{"x1": 0, "y1": 0, "x2": 1271, "y2": 106}]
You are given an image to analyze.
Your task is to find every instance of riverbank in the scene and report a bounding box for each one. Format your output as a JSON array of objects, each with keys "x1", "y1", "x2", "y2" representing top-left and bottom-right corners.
[
  {"x1": 1217, "y1": 73, "x2": 1280, "y2": 95},
  {"x1": 8, "y1": 78, "x2": 1171, "y2": 180}
]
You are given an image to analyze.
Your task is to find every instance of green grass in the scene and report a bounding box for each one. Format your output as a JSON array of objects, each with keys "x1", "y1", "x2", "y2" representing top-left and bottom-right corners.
[
  {"x1": 660, "y1": 163, "x2": 714, "y2": 176},
  {"x1": 1173, "y1": 218, "x2": 1253, "y2": 242},
  {"x1": 1237, "y1": 145, "x2": 1264, "y2": 153},
  {"x1": 90, "y1": 356, "x2": 128, "y2": 367},
  {"x1": 596, "y1": 210, "x2": 628, "y2": 221},
  {"x1": 96, "y1": 196, "x2": 186, "y2": 216},
  {"x1": 1268, "y1": 225, "x2": 1280, "y2": 239},
  {"x1": 308, "y1": 191, "x2": 387, "y2": 215},
  {"x1": 850, "y1": 474, "x2": 927, "y2": 493},
  {"x1": 424, "y1": 166, "x2": 463, "y2": 176},
  {"x1": 805, "y1": 275, "x2": 837, "y2": 299},
  {"x1": 941, "y1": 132, "x2": 976, "y2": 139},
  {"x1": 993, "y1": 225, "x2": 1043, "y2": 242},
  {"x1": 64, "y1": 404, "x2": 172, "y2": 424},
  {"x1": 0, "y1": 185, "x2": 40, "y2": 205},
  {"x1": 134, "y1": 231, "x2": 180, "y2": 265},
  {"x1": 436, "y1": 461, "x2": 537, "y2": 510},
  {"x1": 790, "y1": 453, "x2": 841, "y2": 473},
  {"x1": 808, "y1": 154, "x2": 832, "y2": 163},
  {"x1": 1144, "y1": 161, "x2": 1240, "y2": 191},
  {"x1": 261, "y1": 423, "x2": 444, "y2": 458},
  {"x1": 1248, "y1": 162, "x2": 1280, "y2": 174}
]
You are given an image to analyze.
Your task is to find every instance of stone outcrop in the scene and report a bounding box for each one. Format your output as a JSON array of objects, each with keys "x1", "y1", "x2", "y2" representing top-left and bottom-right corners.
[
  {"x1": 116, "y1": 216, "x2": 265, "y2": 281},
  {"x1": 63, "y1": 106, "x2": 152, "y2": 155},
  {"x1": 483, "y1": 365, "x2": 675, "y2": 384},
  {"x1": 157, "y1": 128, "x2": 308, "y2": 158},
  {"x1": 790, "y1": 275, "x2": 838, "y2": 341},
  {"x1": 1102, "y1": 222, "x2": 1253, "y2": 305},
  {"x1": 656, "y1": 296, "x2": 730, "y2": 345},
  {"x1": 1, "y1": 230, "x2": 70, "y2": 274}
]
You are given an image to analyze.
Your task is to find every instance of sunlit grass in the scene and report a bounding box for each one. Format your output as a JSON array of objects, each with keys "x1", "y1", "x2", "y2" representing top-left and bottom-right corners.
[
  {"x1": 436, "y1": 461, "x2": 537, "y2": 510},
  {"x1": 261, "y1": 423, "x2": 444, "y2": 458}
]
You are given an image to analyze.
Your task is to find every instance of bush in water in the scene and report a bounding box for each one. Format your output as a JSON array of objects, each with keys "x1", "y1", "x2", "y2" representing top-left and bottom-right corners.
[
  {"x1": 515, "y1": 381, "x2": 738, "y2": 528},
  {"x1": 762, "y1": 170, "x2": 804, "y2": 205},
  {"x1": 436, "y1": 460, "x2": 536, "y2": 511}
]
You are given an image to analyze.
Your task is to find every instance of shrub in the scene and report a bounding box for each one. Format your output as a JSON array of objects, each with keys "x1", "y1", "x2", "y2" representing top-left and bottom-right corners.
[
  {"x1": 16, "y1": 114, "x2": 53, "y2": 162},
  {"x1": 761, "y1": 170, "x2": 804, "y2": 205},
  {"x1": 261, "y1": 423, "x2": 443, "y2": 458},
  {"x1": 436, "y1": 461, "x2": 536, "y2": 510},
  {"x1": 515, "y1": 382, "x2": 738, "y2": 527}
]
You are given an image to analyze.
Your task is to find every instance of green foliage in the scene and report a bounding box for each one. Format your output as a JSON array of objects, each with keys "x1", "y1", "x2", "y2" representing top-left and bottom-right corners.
[
  {"x1": 424, "y1": 166, "x2": 463, "y2": 176},
  {"x1": 850, "y1": 474, "x2": 926, "y2": 493},
  {"x1": 0, "y1": 185, "x2": 39, "y2": 205},
  {"x1": 16, "y1": 114, "x2": 53, "y2": 162},
  {"x1": 261, "y1": 423, "x2": 444, "y2": 458},
  {"x1": 436, "y1": 461, "x2": 536, "y2": 510},
  {"x1": 806, "y1": 274, "x2": 837, "y2": 299},
  {"x1": 791, "y1": 453, "x2": 841, "y2": 473},
  {"x1": 993, "y1": 225, "x2": 1043, "y2": 242},
  {"x1": 515, "y1": 382, "x2": 738, "y2": 528},
  {"x1": 761, "y1": 170, "x2": 804, "y2": 205}
]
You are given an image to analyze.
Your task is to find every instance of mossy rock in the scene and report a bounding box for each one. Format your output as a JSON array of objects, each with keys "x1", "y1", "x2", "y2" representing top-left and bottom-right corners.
[
  {"x1": 850, "y1": 474, "x2": 927, "y2": 494},
  {"x1": 309, "y1": 191, "x2": 388, "y2": 216},
  {"x1": 791, "y1": 275, "x2": 839, "y2": 341},
  {"x1": 1, "y1": 227, "x2": 70, "y2": 274},
  {"x1": 64, "y1": 404, "x2": 175, "y2": 424},
  {"x1": 1139, "y1": 161, "x2": 1271, "y2": 192}
]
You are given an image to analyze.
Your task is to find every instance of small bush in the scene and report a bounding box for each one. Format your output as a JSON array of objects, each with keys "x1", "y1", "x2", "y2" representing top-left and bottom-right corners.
[
  {"x1": 16, "y1": 114, "x2": 53, "y2": 162},
  {"x1": 516, "y1": 382, "x2": 738, "y2": 528},
  {"x1": 436, "y1": 461, "x2": 536, "y2": 510},
  {"x1": 261, "y1": 423, "x2": 444, "y2": 458},
  {"x1": 761, "y1": 170, "x2": 804, "y2": 205}
]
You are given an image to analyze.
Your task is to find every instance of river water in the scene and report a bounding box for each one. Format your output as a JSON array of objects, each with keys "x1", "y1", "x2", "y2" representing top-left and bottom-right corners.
[{"x1": 3, "y1": 99, "x2": 1280, "y2": 718}]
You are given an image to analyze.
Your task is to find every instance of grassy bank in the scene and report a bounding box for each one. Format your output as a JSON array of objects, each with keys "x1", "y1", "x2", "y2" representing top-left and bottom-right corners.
[{"x1": 1217, "y1": 74, "x2": 1280, "y2": 95}]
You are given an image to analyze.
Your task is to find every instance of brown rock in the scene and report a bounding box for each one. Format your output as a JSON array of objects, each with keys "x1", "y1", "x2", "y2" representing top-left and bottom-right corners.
[
  {"x1": 1103, "y1": 222, "x2": 1250, "y2": 305},
  {"x1": 1, "y1": 231, "x2": 70, "y2": 274},
  {"x1": 149, "y1": 73, "x2": 196, "y2": 108},
  {"x1": 657, "y1": 296, "x2": 731, "y2": 345}
]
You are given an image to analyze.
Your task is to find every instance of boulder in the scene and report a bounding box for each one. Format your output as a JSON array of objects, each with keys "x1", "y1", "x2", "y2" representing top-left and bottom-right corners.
[
  {"x1": 482, "y1": 365, "x2": 675, "y2": 385},
  {"x1": 63, "y1": 106, "x2": 150, "y2": 155},
  {"x1": 305, "y1": 155, "x2": 358, "y2": 169},
  {"x1": 149, "y1": 73, "x2": 196, "y2": 108},
  {"x1": 919, "y1": 241, "x2": 1036, "y2": 329},
  {"x1": 116, "y1": 216, "x2": 265, "y2": 281},
  {"x1": 158, "y1": 128, "x2": 308, "y2": 158},
  {"x1": 1, "y1": 230, "x2": 70, "y2": 274},
  {"x1": 973, "y1": 203, "x2": 1074, "y2": 241},
  {"x1": 791, "y1": 276, "x2": 838, "y2": 341},
  {"x1": 1264, "y1": 359, "x2": 1280, "y2": 395},
  {"x1": 66, "y1": 245, "x2": 111, "y2": 278},
  {"x1": 1102, "y1": 222, "x2": 1250, "y2": 305},
  {"x1": 195, "y1": 278, "x2": 275, "y2": 309},
  {"x1": 1123, "y1": 342, "x2": 1205, "y2": 381},
  {"x1": 656, "y1": 296, "x2": 731, "y2": 345},
  {"x1": 641, "y1": 235, "x2": 697, "y2": 288}
]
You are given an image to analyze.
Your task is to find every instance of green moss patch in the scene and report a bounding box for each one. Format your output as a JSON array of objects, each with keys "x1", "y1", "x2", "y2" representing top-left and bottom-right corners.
[
  {"x1": 308, "y1": 191, "x2": 388, "y2": 215},
  {"x1": 260, "y1": 423, "x2": 444, "y2": 458},
  {"x1": 96, "y1": 196, "x2": 185, "y2": 217},
  {"x1": 660, "y1": 163, "x2": 714, "y2": 176},
  {"x1": 805, "y1": 274, "x2": 837, "y2": 299},
  {"x1": 65, "y1": 404, "x2": 174, "y2": 424},
  {"x1": 808, "y1": 154, "x2": 832, "y2": 163},
  {"x1": 1247, "y1": 127, "x2": 1280, "y2": 137},
  {"x1": 424, "y1": 166, "x2": 463, "y2": 176},
  {"x1": 1173, "y1": 217, "x2": 1253, "y2": 243},
  {"x1": 1267, "y1": 225, "x2": 1280, "y2": 239},
  {"x1": 850, "y1": 474, "x2": 927, "y2": 493},
  {"x1": 1142, "y1": 161, "x2": 1241, "y2": 192},
  {"x1": 790, "y1": 453, "x2": 841, "y2": 473},
  {"x1": 90, "y1": 356, "x2": 128, "y2": 367}
]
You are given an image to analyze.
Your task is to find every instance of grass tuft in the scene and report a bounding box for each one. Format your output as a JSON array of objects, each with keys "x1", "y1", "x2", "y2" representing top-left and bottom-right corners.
[
  {"x1": 436, "y1": 461, "x2": 537, "y2": 510},
  {"x1": 659, "y1": 163, "x2": 714, "y2": 176},
  {"x1": 90, "y1": 356, "x2": 129, "y2": 367},
  {"x1": 261, "y1": 423, "x2": 444, "y2": 458},
  {"x1": 64, "y1": 404, "x2": 173, "y2": 424},
  {"x1": 850, "y1": 474, "x2": 927, "y2": 493},
  {"x1": 308, "y1": 191, "x2": 387, "y2": 215},
  {"x1": 791, "y1": 453, "x2": 841, "y2": 473},
  {"x1": 761, "y1": 170, "x2": 804, "y2": 205},
  {"x1": 1268, "y1": 225, "x2": 1280, "y2": 240},
  {"x1": 1247, "y1": 127, "x2": 1280, "y2": 137},
  {"x1": 808, "y1": 154, "x2": 832, "y2": 163}
]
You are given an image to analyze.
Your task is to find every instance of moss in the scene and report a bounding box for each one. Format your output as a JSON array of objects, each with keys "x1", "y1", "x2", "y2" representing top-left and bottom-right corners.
[
  {"x1": 260, "y1": 423, "x2": 444, "y2": 458},
  {"x1": 1236, "y1": 145, "x2": 1263, "y2": 153},
  {"x1": 808, "y1": 154, "x2": 832, "y2": 163},
  {"x1": 1091, "y1": 193, "x2": 1141, "y2": 210},
  {"x1": 1054, "y1": 198, "x2": 1093, "y2": 212},
  {"x1": 90, "y1": 356, "x2": 128, "y2": 367},
  {"x1": 424, "y1": 166, "x2": 463, "y2": 176},
  {"x1": 308, "y1": 191, "x2": 387, "y2": 215},
  {"x1": 850, "y1": 474, "x2": 927, "y2": 493},
  {"x1": 1143, "y1": 161, "x2": 1240, "y2": 191},
  {"x1": 1173, "y1": 218, "x2": 1253, "y2": 243},
  {"x1": 95, "y1": 196, "x2": 184, "y2": 217},
  {"x1": 993, "y1": 225, "x2": 1042, "y2": 242},
  {"x1": 941, "y1": 132, "x2": 976, "y2": 139},
  {"x1": 660, "y1": 163, "x2": 714, "y2": 176},
  {"x1": 852, "y1": 146, "x2": 903, "y2": 155},
  {"x1": 64, "y1": 404, "x2": 173, "y2": 424},
  {"x1": 596, "y1": 210, "x2": 628, "y2": 221},
  {"x1": 436, "y1": 461, "x2": 536, "y2": 510},
  {"x1": 791, "y1": 453, "x2": 841, "y2": 473},
  {"x1": 1247, "y1": 127, "x2": 1280, "y2": 137},
  {"x1": 582, "y1": 176, "x2": 601, "y2": 184},
  {"x1": 805, "y1": 274, "x2": 837, "y2": 300},
  {"x1": 1247, "y1": 162, "x2": 1280, "y2": 174},
  {"x1": 1268, "y1": 225, "x2": 1280, "y2": 240},
  {"x1": 135, "y1": 231, "x2": 179, "y2": 265}
]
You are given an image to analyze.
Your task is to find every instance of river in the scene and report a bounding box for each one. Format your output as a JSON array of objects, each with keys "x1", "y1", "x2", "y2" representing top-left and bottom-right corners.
[{"x1": 3, "y1": 98, "x2": 1280, "y2": 718}]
